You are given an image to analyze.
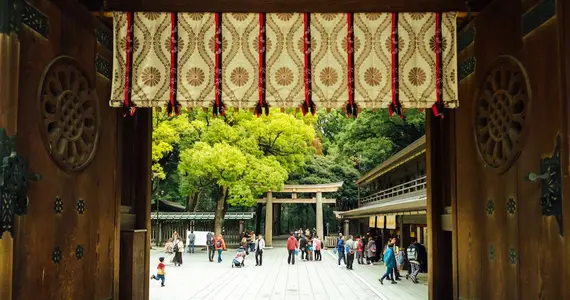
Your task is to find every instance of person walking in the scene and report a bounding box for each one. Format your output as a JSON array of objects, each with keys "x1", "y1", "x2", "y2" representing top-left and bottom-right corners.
[
  {"x1": 187, "y1": 230, "x2": 196, "y2": 254},
  {"x1": 255, "y1": 234, "x2": 265, "y2": 266},
  {"x1": 206, "y1": 231, "x2": 215, "y2": 262},
  {"x1": 313, "y1": 236, "x2": 322, "y2": 261},
  {"x1": 366, "y1": 238, "x2": 376, "y2": 265},
  {"x1": 406, "y1": 238, "x2": 422, "y2": 283},
  {"x1": 214, "y1": 234, "x2": 226, "y2": 263},
  {"x1": 337, "y1": 236, "x2": 346, "y2": 266},
  {"x1": 248, "y1": 231, "x2": 256, "y2": 253},
  {"x1": 164, "y1": 238, "x2": 175, "y2": 263},
  {"x1": 388, "y1": 238, "x2": 402, "y2": 280},
  {"x1": 150, "y1": 257, "x2": 167, "y2": 287},
  {"x1": 287, "y1": 232, "x2": 298, "y2": 265},
  {"x1": 299, "y1": 235, "x2": 308, "y2": 261},
  {"x1": 355, "y1": 235, "x2": 364, "y2": 264},
  {"x1": 345, "y1": 235, "x2": 355, "y2": 270},
  {"x1": 172, "y1": 238, "x2": 184, "y2": 266},
  {"x1": 379, "y1": 244, "x2": 397, "y2": 285}
]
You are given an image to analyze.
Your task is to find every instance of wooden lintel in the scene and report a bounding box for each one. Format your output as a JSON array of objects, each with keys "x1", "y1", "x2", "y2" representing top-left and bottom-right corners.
[
  {"x1": 102, "y1": 0, "x2": 490, "y2": 13},
  {"x1": 257, "y1": 198, "x2": 336, "y2": 204}
]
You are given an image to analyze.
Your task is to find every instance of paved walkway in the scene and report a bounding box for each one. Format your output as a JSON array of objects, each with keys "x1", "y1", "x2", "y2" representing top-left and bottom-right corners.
[{"x1": 149, "y1": 246, "x2": 427, "y2": 300}]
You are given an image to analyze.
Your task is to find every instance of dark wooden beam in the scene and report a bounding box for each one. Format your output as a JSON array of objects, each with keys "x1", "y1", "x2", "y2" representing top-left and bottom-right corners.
[{"x1": 102, "y1": 0, "x2": 491, "y2": 13}]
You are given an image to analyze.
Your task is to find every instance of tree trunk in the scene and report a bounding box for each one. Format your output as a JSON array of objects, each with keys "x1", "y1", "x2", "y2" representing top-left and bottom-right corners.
[
  {"x1": 214, "y1": 187, "x2": 228, "y2": 235},
  {"x1": 255, "y1": 203, "x2": 263, "y2": 234},
  {"x1": 185, "y1": 192, "x2": 199, "y2": 212}
]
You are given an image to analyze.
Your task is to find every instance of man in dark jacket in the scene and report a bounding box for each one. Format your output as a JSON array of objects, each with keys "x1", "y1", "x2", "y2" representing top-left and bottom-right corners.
[
  {"x1": 206, "y1": 231, "x2": 215, "y2": 262},
  {"x1": 299, "y1": 235, "x2": 308, "y2": 260}
]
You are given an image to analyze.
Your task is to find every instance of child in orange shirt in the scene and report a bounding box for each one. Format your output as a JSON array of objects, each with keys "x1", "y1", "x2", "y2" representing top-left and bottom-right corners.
[{"x1": 150, "y1": 257, "x2": 166, "y2": 287}]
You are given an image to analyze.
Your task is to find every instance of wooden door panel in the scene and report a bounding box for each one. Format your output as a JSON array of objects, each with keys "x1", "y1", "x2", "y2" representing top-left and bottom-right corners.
[
  {"x1": 455, "y1": 49, "x2": 484, "y2": 300},
  {"x1": 481, "y1": 166, "x2": 518, "y2": 300},
  {"x1": 454, "y1": 0, "x2": 567, "y2": 298},
  {"x1": 13, "y1": 0, "x2": 117, "y2": 299},
  {"x1": 516, "y1": 19, "x2": 564, "y2": 300}
]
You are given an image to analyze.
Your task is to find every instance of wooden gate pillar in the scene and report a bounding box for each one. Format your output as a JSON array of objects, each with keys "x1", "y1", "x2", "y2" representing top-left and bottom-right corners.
[
  {"x1": 238, "y1": 220, "x2": 245, "y2": 234},
  {"x1": 264, "y1": 192, "x2": 273, "y2": 247},
  {"x1": 343, "y1": 219, "x2": 350, "y2": 237},
  {"x1": 315, "y1": 191, "x2": 324, "y2": 238},
  {"x1": 0, "y1": 1, "x2": 21, "y2": 298}
]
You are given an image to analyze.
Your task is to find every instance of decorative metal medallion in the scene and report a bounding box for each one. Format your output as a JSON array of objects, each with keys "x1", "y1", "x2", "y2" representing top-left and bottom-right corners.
[
  {"x1": 52, "y1": 246, "x2": 62, "y2": 264},
  {"x1": 508, "y1": 247, "x2": 518, "y2": 265},
  {"x1": 0, "y1": 129, "x2": 41, "y2": 238},
  {"x1": 506, "y1": 197, "x2": 517, "y2": 215},
  {"x1": 488, "y1": 245, "x2": 496, "y2": 261},
  {"x1": 474, "y1": 56, "x2": 531, "y2": 174},
  {"x1": 526, "y1": 135, "x2": 563, "y2": 236},
  {"x1": 37, "y1": 56, "x2": 100, "y2": 172},
  {"x1": 54, "y1": 196, "x2": 63, "y2": 214},
  {"x1": 75, "y1": 245, "x2": 84, "y2": 259},
  {"x1": 486, "y1": 199, "x2": 495, "y2": 215},
  {"x1": 77, "y1": 199, "x2": 85, "y2": 214}
]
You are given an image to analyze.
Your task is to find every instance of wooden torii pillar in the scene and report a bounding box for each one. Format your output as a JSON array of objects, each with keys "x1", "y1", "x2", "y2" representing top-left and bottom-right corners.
[{"x1": 259, "y1": 182, "x2": 343, "y2": 247}]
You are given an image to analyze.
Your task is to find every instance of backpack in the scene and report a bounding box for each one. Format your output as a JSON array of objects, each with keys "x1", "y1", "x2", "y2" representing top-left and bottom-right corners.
[
  {"x1": 216, "y1": 240, "x2": 222, "y2": 248},
  {"x1": 206, "y1": 233, "x2": 213, "y2": 246},
  {"x1": 407, "y1": 245, "x2": 418, "y2": 261},
  {"x1": 173, "y1": 243, "x2": 179, "y2": 252}
]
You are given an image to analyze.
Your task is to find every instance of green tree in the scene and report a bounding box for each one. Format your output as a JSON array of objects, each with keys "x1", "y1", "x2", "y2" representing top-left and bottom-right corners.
[
  {"x1": 178, "y1": 110, "x2": 315, "y2": 234},
  {"x1": 337, "y1": 109, "x2": 425, "y2": 173}
]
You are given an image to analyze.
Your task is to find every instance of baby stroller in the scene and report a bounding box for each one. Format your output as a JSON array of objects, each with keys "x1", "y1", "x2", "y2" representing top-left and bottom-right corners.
[{"x1": 231, "y1": 247, "x2": 246, "y2": 268}]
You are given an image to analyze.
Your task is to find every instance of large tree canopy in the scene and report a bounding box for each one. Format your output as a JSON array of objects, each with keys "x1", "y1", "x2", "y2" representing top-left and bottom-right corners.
[{"x1": 177, "y1": 110, "x2": 316, "y2": 233}]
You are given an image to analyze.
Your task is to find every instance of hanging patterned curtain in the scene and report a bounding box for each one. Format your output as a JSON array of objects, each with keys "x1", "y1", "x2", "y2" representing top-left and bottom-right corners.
[{"x1": 110, "y1": 12, "x2": 458, "y2": 116}]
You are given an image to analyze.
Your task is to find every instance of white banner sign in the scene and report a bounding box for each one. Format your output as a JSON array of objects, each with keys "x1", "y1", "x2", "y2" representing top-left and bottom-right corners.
[{"x1": 186, "y1": 231, "x2": 210, "y2": 246}]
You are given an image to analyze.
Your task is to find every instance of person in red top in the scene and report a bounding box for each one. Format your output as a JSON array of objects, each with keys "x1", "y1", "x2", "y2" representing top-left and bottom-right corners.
[
  {"x1": 356, "y1": 235, "x2": 364, "y2": 264},
  {"x1": 150, "y1": 257, "x2": 166, "y2": 287},
  {"x1": 286, "y1": 232, "x2": 298, "y2": 265}
]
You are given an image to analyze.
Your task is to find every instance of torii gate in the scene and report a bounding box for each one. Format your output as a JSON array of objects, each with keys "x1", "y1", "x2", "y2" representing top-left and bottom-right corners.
[{"x1": 257, "y1": 182, "x2": 343, "y2": 247}]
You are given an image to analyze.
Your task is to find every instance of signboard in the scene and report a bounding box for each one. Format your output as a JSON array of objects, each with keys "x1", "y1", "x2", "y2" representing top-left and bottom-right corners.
[
  {"x1": 368, "y1": 216, "x2": 376, "y2": 228},
  {"x1": 376, "y1": 215, "x2": 385, "y2": 228},
  {"x1": 386, "y1": 215, "x2": 397, "y2": 229},
  {"x1": 186, "y1": 231, "x2": 210, "y2": 246}
]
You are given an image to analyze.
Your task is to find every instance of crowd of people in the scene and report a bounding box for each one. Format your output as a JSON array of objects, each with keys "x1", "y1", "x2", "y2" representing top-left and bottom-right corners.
[
  {"x1": 285, "y1": 230, "x2": 323, "y2": 264},
  {"x1": 333, "y1": 232, "x2": 427, "y2": 285},
  {"x1": 151, "y1": 228, "x2": 427, "y2": 289}
]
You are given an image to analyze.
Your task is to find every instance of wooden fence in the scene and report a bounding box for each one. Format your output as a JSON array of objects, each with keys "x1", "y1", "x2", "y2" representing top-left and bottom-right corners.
[{"x1": 151, "y1": 219, "x2": 243, "y2": 247}]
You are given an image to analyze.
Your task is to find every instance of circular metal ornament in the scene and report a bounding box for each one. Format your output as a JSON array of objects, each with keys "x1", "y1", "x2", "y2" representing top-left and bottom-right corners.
[
  {"x1": 37, "y1": 56, "x2": 100, "y2": 172},
  {"x1": 474, "y1": 56, "x2": 531, "y2": 174}
]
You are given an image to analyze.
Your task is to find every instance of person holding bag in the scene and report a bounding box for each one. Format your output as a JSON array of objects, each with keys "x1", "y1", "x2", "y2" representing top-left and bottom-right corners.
[
  {"x1": 286, "y1": 232, "x2": 298, "y2": 265},
  {"x1": 255, "y1": 234, "x2": 265, "y2": 266}
]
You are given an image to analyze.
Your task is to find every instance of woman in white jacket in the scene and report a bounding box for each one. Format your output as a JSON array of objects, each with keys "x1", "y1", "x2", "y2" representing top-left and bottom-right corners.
[{"x1": 254, "y1": 234, "x2": 266, "y2": 266}]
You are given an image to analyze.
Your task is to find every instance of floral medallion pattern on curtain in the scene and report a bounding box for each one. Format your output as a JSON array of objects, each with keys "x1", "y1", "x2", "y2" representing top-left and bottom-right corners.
[{"x1": 110, "y1": 12, "x2": 458, "y2": 114}]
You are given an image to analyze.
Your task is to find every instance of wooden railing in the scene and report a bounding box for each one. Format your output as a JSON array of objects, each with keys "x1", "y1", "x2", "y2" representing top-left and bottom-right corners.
[
  {"x1": 360, "y1": 176, "x2": 427, "y2": 206},
  {"x1": 324, "y1": 236, "x2": 337, "y2": 248},
  {"x1": 150, "y1": 220, "x2": 243, "y2": 247}
]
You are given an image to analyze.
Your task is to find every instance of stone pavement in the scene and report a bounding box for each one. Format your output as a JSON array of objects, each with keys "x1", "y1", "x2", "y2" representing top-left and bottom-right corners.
[{"x1": 149, "y1": 246, "x2": 428, "y2": 300}]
